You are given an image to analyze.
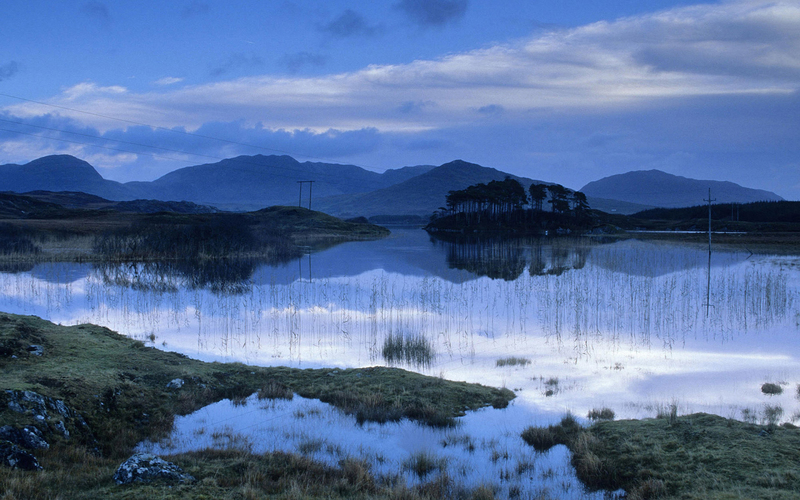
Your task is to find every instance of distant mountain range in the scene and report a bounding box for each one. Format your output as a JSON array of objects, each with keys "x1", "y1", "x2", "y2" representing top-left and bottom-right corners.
[
  {"x1": 0, "y1": 155, "x2": 784, "y2": 218},
  {"x1": 581, "y1": 170, "x2": 783, "y2": 209}
]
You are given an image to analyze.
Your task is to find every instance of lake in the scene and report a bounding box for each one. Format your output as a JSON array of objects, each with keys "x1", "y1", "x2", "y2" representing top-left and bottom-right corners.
[{"x1": 2, "y1": 229, "x2": 798, "y2": 497}]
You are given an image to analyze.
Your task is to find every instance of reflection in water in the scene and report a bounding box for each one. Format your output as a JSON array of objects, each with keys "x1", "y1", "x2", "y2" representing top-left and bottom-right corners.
[{"x1": 0, "y1": 230, "x2": 798, "y2": 424}]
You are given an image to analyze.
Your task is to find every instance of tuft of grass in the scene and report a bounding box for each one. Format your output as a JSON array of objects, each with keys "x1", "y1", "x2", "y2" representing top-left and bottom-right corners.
[
  {"x1": 495, "y1": 357, "x2": 531, "y2": 368},
  {"x1": 382, "y1": 331, "x2": 435, "y2": 369},
  {"x1": 762, "y1": 382, "x2": 784, "y2": 395},
  {"x1": 257, "y1": 379, "x2": 294, "y2": 400},
  {"x1": 587, "y1": 407, "x2": 615, "y2": 422},
  {"x1": 404, "y1": 451, "x2": 446, "y2": 479},
  {"x1": 521, "y1": 412, "x2": 581, "y2": 452}
]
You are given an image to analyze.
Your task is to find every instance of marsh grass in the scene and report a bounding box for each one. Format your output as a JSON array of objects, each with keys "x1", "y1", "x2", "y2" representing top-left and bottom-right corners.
[
  {"x1": 382, "y1": 331, "x2": 435, "y2": 369},
  {"x1": 404, "y1": 451, "x2": 447, "y2": 479},
  {"x1": 587, "y1": 408, "x2": 615, "y2": 422},
  {"x1": 526, "y1": 412, "x2": 800, "y2": 499},
  {"x1": 257, "y1": 380, "x2": 294, "y2": 401},
  {"x1": 495, "y1": 357, "x2": 531, "y2": 367}
]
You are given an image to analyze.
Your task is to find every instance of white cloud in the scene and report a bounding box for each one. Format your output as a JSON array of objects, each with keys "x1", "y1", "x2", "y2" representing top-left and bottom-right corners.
[{"x1": 154, "y1": 77, "x2": 184, "y2": 86}]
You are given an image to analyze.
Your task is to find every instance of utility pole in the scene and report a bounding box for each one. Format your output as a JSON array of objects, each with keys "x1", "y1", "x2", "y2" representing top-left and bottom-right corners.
[
  {"x1": 296, "y1": 180, "x2": 315, "y2": 210},
  {"x1": 703, "y1": 188, "x2": 716, "y2": 317},
  {"x1": 704, "y1": 188, "x2": 715, "y2": 254}
]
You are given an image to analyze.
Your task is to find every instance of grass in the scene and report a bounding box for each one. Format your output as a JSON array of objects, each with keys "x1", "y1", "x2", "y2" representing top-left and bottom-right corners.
[
  {"x1": 495, "y1": 357, "x2": 531, "y2": 367},
  {"x1": 521, "y1": 412, "x2": 800, "y2": 499},
  {"x1": 0, "y1": 312, "x2": 514, "y2": 499},
  {"x1": 382, "y1": 331, "x2": 436, "y2": 369},
  {"x1": 587, "y1": 408, "x2": 615, "y2": 422}
]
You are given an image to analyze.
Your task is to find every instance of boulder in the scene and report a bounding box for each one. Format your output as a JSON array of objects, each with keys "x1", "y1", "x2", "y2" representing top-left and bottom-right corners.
[
  {"x1": 0, "y1": 425, "x2": 49, "y2": 449},
  {"x1": 0, "y1": 440, "x2": 42, "y2": 471},
  {"x1": 166, "y1": 378, "x2": 184, "y2": 389},
  {"x1": 113, "y1": 453, "x2": 195, "y2": 485}
]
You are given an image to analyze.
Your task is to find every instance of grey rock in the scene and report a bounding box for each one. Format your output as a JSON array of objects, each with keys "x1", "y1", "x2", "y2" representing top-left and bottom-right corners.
[
  {"x1": 113, "y1": 453, "x2": 195, "y2": 485},
  {"x1": 0, "y1": 426, "x2": 49, "y2": 450},
  {"x1": 26, "y1": 345, "x2": 43, "y2": 356},
  {"x1": 0, "y1": 440, "x2": 42, "y2": 471},
  {"x1": 166, "y1": 378, "x2": 184, "y2": 389}
]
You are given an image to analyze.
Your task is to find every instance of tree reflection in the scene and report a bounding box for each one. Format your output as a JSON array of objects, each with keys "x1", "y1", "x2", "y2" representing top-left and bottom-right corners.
[{"x1": 431, "y1": 234, "x2": 594, "y2": 280}]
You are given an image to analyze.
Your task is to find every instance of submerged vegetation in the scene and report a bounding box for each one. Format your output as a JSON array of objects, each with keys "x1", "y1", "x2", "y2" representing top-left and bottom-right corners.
[{"x1": 0, "y1": 312, "x2": 513, "y2": 498}]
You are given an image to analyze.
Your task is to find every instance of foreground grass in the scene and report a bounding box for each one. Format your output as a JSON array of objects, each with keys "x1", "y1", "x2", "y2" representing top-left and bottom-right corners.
[
  {"x1": 522, "y1": 413, "x2": 800, "y2": 499},
  {"x1": 0, "y1": 312, "x2": 513, "y2": 499}
]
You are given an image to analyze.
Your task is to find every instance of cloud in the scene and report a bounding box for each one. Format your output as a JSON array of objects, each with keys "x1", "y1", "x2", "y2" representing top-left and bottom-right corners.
[
  {"x1": 280, "y1": 52, "x2": 328, "y2": 73},
  {"x1": 181, "y1": 1, "x2": 209, "y2": 19},
  {"x1": 397, "y1": 101, "x2": 436, "y2": 114},
  {"x1": 319, "y1": 9, "x2": 379, "y2": 38},
  {"x1": 81, "y1": 1, "x2": 111, "y2": 25},
  {"x1": 154, "y1": 77, "x2": 184, "y2": 86},
  {"x1": 209, "y1": 54, "x2": 264, "y2": 77},
  {"x1": 394, "y1": 0, "x2": 468, "y2": 27},
  {"x1": 4, "y1": 1, "x2": 800, "y2": 196},
  {"x1": 477, "y1": 104, "x2": 504, "y2": 115},
  {"x1": 0, "y1": 61, "x2": 19, "y2": 82}
]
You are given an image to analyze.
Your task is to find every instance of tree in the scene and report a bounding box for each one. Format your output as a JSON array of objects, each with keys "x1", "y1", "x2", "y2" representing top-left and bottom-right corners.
[{"x1": 529, "y1": 184, "x2": 547, "y2": 211}]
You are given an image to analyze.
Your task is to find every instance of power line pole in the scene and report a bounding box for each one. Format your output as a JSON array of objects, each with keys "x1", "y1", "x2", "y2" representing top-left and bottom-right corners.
[
  {"x1": 296, "y1": 180, "x2": 315, "y2": 210},
  {"x1": 704, "y1": 188, "x2": 715, "y2": 253}
]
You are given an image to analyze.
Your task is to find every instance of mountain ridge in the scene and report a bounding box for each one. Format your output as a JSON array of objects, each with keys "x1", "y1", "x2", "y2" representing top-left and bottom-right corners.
[{"x1": 581, "y1": 169, "x2": 783, "y2": 208}]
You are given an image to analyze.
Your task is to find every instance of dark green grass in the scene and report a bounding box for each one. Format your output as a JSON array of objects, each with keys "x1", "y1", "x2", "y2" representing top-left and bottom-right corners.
[{"x1": 522, "y1": 412, "x2": 800, "y2": 500}]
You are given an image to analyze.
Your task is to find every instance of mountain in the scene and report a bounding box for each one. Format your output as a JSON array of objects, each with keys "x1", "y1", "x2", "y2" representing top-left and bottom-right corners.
[
  {"x1": 580, "y1": 170, "x2": 783, "y2": 209},
  {"x1": 0, "y1": 155, "x2": 133, "y2": 200},
  {"x1": 314, "y1": 160, "x2": 545, "y2": 218},
  {"x1": 125, "y1": 155, "x2": 435, "y2": 211}
]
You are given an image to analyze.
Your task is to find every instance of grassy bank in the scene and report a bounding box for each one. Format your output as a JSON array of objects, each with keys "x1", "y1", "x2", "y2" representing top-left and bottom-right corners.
[
  {"x1": 0, "y1": 312, "x2": 513, "y2": 499},
  {"x1": 0, "y1": 205, "x2": 390, "y2": 264},
  {"x1": 522, "y1": 412, "x2": 800, "y2": 499}
]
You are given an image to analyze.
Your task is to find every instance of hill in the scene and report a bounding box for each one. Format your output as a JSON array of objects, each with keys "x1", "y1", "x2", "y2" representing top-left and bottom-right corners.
[
  {"x1": 314, "y1": 160, "x2": 546, "y2": 218},
  {"x1": 580, "y1": 170, "x2": 783, "y2": 208},
  {"x1": 0, "y1": 155, "x2": 133, "y2": 200},
  {"x1": 125, "y1": 155, "x2": 433, "y2": 211}
]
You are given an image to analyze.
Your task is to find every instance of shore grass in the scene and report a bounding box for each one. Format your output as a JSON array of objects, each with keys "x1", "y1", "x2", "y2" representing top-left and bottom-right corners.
[
  {"x1": 0, "y1": 312, "x2": 513, "y2": 498},
  {"x1": 522, "y1": 412, "x2": 800, "y2": 499}
]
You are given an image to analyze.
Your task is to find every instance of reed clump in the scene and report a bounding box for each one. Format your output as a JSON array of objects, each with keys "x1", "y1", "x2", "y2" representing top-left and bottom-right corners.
[
  {"x1": 495, "y1": 357, "x2": 531, "y2": 367},
  {"x1": 761, "y1": 382, "x2": 783, "y2": 395}
]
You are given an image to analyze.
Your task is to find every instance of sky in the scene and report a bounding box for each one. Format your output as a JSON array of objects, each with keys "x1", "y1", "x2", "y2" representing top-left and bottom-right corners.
[{"x1": 1, "y1": 0, "x2": 799, "y2": 199}]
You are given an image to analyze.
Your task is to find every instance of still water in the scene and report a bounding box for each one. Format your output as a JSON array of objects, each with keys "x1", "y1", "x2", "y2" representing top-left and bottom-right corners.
[{"x1": 2, "y1": 229, "x2": 799, "y2": 496}]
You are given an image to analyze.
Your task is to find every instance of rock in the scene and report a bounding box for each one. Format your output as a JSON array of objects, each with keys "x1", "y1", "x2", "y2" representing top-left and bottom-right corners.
[
  {"x1": 166, "y1": 378, "x2": 184, "y2": 389},
  {"x1": 26, "y1": 344, "x2": 44, "y2": 356},
  {"x1": 113, "y1": 453, "x2": 195, "y2": 485},
  {"x1": 2, "y1": 390, "x2": 96, "y2": 449},
  {"x1": 0, "y1": 440, "x2": 42, "y2": 471},
  {"x1": 0, "y1": 425, "x2": 49, "y2": 450}
]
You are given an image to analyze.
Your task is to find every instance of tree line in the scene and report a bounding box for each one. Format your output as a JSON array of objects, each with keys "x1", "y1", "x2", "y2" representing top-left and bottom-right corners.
[{"x1": 433, "y1": 177, "x2": 591, "y2": 228}]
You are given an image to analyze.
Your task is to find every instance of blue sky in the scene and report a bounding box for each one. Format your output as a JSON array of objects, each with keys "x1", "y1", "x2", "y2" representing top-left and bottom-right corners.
[{"x1": 1, "y1": 0, "x2": 798, "y2": 199}]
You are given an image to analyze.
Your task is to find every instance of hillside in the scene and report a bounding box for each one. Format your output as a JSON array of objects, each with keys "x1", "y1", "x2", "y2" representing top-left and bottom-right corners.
[{"x1": 581, "y1": 170, "x2": 783, "y2": 208}]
